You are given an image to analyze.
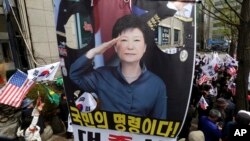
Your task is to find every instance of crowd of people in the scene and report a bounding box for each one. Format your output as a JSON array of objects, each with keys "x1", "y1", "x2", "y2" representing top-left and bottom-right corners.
[{"x1": 178, "y1": 52, "x2": 250, "y2": 141}]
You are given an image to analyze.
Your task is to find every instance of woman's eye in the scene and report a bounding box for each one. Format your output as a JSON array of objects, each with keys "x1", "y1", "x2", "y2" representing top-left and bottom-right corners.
[{"x1": 120, "y1": 39, "x2": 127, "y2": 42}]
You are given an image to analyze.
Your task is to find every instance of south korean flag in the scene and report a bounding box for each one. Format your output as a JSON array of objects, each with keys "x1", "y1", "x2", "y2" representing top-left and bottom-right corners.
[{"x1": 75, "y1": 92, "x2": 98, "y2": 113}]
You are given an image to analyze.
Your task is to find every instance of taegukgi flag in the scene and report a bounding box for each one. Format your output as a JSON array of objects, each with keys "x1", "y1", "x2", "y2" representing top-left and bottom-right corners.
[
  {"x1": 75, "y1": 92, "x2": 98, "y2": 113},
  {"x1": 199, "y1": 95, "x2": 209, "y2": 110},
  {"x1": 27, "y1": 62, "x2": 60, "y2": 81},
  {"x1": 201, "y1": 58, "x2": 218, "y2": 78}
]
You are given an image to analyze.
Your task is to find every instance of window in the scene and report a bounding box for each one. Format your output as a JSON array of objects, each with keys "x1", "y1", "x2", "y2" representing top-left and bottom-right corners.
[
  {"x1": 159, "y1": 26, "x2": 170, "y2": 45},
  {"x1": 75, "y1": 13, "x2": 93, "y2": 49},
  {"x1": 174, "y1": 29, "x2": 180, "y2": 44},
  {"x1": 0, "y1": 42, "x2": 13, "y2": 63}
]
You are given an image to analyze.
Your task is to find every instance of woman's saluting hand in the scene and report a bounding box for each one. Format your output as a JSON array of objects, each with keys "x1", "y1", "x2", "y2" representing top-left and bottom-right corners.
[{"x1": 86, "y1": 37, "x2": 120, "y2": 59}]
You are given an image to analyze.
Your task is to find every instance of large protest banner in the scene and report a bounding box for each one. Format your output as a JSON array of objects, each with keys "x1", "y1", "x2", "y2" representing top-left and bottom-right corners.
[{"x1": 53, "y1": 0, "x2": 196, "y2": 140}]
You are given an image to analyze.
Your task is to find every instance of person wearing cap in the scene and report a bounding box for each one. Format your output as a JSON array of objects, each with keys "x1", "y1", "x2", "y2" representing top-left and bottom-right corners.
[
  {"x1": 214, "y1": 97, "x2": 229, "y2": 128},
  {"x1": 199, "y1": 109, "x2": 222, "y2": 141},
  {"x1": 17, "y1": 97, "x2": 45, "y2": 141},
  {"x1": 21, "y1": 98, "x2": 34, "y2": 109},
  {"x1": 223, "y1": 110, "x2": 250, "y2": 141}
]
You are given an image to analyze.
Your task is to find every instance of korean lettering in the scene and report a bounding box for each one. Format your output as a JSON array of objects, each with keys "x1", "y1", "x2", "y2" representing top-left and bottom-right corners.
[
  {"x1": 94, "y1": 111, "x2": 108, "y2": 129},
  {"x1": 113, "y1": 113, "x2": 126, "y2": 131},
  {"x1": 141, "y1": 118, "x2": 157, "y2": 135},
  {"x1": 70, "y1": 106, "x2": 83, "y2": 126},
  {"x1": 127, "y1": 116, "x2": 141, "y2": 133},
  {"x1": 81, "y1": 112, "x2": 95, "y2": 128}
]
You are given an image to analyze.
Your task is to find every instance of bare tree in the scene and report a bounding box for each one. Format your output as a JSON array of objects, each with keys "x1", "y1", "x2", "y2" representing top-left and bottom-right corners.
[{"x1": 200, "y1": 0, "x2": 249, "y2": 111}]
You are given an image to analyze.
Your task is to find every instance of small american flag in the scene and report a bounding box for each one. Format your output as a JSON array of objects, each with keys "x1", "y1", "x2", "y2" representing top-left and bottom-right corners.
[
  {"x1": 227, "y1": 67, "x2": 237, "y2": 76},
  {"x1": 0, "y1": 70, "x2": 34, "y2": 107},
  {"x1": 198, "y1": 74, "x2": 210, "y2": 85}
]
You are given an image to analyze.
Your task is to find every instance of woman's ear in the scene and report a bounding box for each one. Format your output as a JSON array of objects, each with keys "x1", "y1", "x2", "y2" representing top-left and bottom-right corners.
[{"x1": 114, "y1": 45, "x2": 118, "y2": 52}]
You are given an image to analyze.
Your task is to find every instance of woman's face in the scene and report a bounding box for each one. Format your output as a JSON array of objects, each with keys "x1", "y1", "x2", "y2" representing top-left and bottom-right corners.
[{"x1": 115, "y1": 28, "x2": 146, "y2": 64}]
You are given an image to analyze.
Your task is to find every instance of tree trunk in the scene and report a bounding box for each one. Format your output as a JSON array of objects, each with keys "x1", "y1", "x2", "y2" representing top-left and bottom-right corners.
[
  {"x1": 229, "y1": 40, "x2": 236, "y2": 57},
  {"x1": 235, "y1": 0, "x2": 250, "y2": 112}
]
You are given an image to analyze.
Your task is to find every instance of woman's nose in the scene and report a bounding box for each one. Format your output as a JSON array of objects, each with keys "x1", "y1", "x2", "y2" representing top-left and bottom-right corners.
[{"x1": 127, "y1": 42, "x2": 134, "y2": 50}]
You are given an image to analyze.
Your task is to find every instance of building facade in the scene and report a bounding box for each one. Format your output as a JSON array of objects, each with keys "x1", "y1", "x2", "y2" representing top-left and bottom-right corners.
[{"x1": 0, "y1": 0, "x2": 61, "y2": 82}]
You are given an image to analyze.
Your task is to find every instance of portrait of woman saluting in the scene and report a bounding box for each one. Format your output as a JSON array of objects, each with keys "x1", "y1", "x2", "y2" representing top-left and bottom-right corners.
[{"x1": 69, "y1": 15, "x2": 167, "y2": 120}]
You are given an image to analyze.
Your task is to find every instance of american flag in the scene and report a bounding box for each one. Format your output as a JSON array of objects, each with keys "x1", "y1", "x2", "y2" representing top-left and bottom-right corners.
[
  {"x1": 0, "y1": 70, "x2": 34, "y2": 107},
  {"x1": 227, "y1": 67, "x2": 237, "y2": 76},
  {"x1": 198, "y1": 74, "x2": 210, "y2": 85}
]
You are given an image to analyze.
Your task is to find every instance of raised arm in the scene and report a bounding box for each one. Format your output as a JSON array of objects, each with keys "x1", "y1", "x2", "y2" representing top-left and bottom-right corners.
[
  {"x1": 86, "y1": 37, "x2": 120, "y2": 59},
  {"x1": 69, "y1": 37, "x2": 119, "y2": 92}
]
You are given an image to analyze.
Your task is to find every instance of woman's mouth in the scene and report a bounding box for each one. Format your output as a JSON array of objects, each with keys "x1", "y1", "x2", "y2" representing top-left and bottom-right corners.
[{"x1": 125, "y1": 53, "x2": 136, "y2": 55}]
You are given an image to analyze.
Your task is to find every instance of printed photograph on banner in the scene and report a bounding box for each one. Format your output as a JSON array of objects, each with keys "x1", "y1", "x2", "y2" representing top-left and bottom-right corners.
[{"x1": 53, "y1": 0, "x2": 196, "y2": 140}]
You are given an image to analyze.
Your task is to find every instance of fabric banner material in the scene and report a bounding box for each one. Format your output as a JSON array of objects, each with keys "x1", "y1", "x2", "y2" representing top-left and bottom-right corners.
[
  {"x1": 0, "y1": 70, "x2": 34, "y2": 107},
  {"x1": 27, "y1": 62, "x2": 60, "y2": 82},
  {"x1": 53, "y1": 0, "x2": 196, "y2": 139}
]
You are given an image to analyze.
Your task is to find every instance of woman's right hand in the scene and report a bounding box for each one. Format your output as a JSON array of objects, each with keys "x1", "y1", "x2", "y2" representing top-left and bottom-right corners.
[{"x1": 86, "y1": 37, "x2": 120, "y2": 59}]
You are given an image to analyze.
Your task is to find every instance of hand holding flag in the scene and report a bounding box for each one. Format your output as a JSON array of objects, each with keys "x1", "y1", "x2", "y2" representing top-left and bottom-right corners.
[
  {"x1": 227, "y1": 66, "x2": 237, "y2": 76},
  {"x1": 198, "y1": 74, "x2": 210, "y2": 85},
  {"x1": 198, "y1": 95, "x2": 209, "y2": 110}
]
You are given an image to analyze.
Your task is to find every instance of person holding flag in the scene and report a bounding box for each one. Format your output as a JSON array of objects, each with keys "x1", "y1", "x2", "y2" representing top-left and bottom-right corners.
[
  {"x1": 197, "y1": 84, "x2": 213, "y2": 129},
  {"x1": 70, "y1": 15, "x2": 167, "y2": 119},
  {"x1": 17, "y1": 97, "x2": 45, "y2": 141},
  {"x1": 199, "y1": 109, "x2": 223, "y2": 141}
]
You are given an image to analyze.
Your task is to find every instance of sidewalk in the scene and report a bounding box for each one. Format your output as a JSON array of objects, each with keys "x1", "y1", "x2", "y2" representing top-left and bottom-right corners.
[
  {"x1": 47, "y1": 132, "x2": 74, "y2": 141},
  {"x1": 190, "y1": 116, "x2": 199, "y2": 131},
  {"x1": 47, "y1": 134, "x2": 73, "y2": 141},
  {"x1": 40, "y1": 124, "x2": 74, "y2": 141}
]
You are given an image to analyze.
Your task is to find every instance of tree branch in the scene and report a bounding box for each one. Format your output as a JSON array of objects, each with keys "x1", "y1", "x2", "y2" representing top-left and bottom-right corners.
[
  {"x1": 200, "y1": 1, "x2": 240, "y2": 27},
  {"x1": 235, "y1": 0, "x2": 243, "y2": 5},
  {"x1": 225, "y1": 0, "x2": 245, "y2": 22},
  {"x1": 208, "y1": 0, "x2": 232, "y2": 22}
]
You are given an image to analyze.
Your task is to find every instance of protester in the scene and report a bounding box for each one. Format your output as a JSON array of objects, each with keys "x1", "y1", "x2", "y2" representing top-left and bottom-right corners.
[
  {"x1": 197, "y1": 84, "x2": 213, "y2": 129},
  {"x1": 214, "y1": 98, "x2": 229, "y2": 126},
  {"x1": 188, "y1": 130, "x2": 205, "y2": 141},
  {"x1": 199, "y1": 109, "x2": 222, "y2": 141},
  {"x1": 179, "y1": 52, "x2": 241, "y2": 140},
  {"x1": 17, "y1": 97, "x2": 45, "y2": 141},
  {"x1": 178, "y1": 130, "x2": 205, "y2": 141},
  {"x1": 59, "y1": 93, "x2": 73, "y2": 138},
  {"x1": 222, "y1": 110, "x2": 250, "y2": 141},
  {"x1": 223, "y1": 92, "x2": 236, "y2": 124}
]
